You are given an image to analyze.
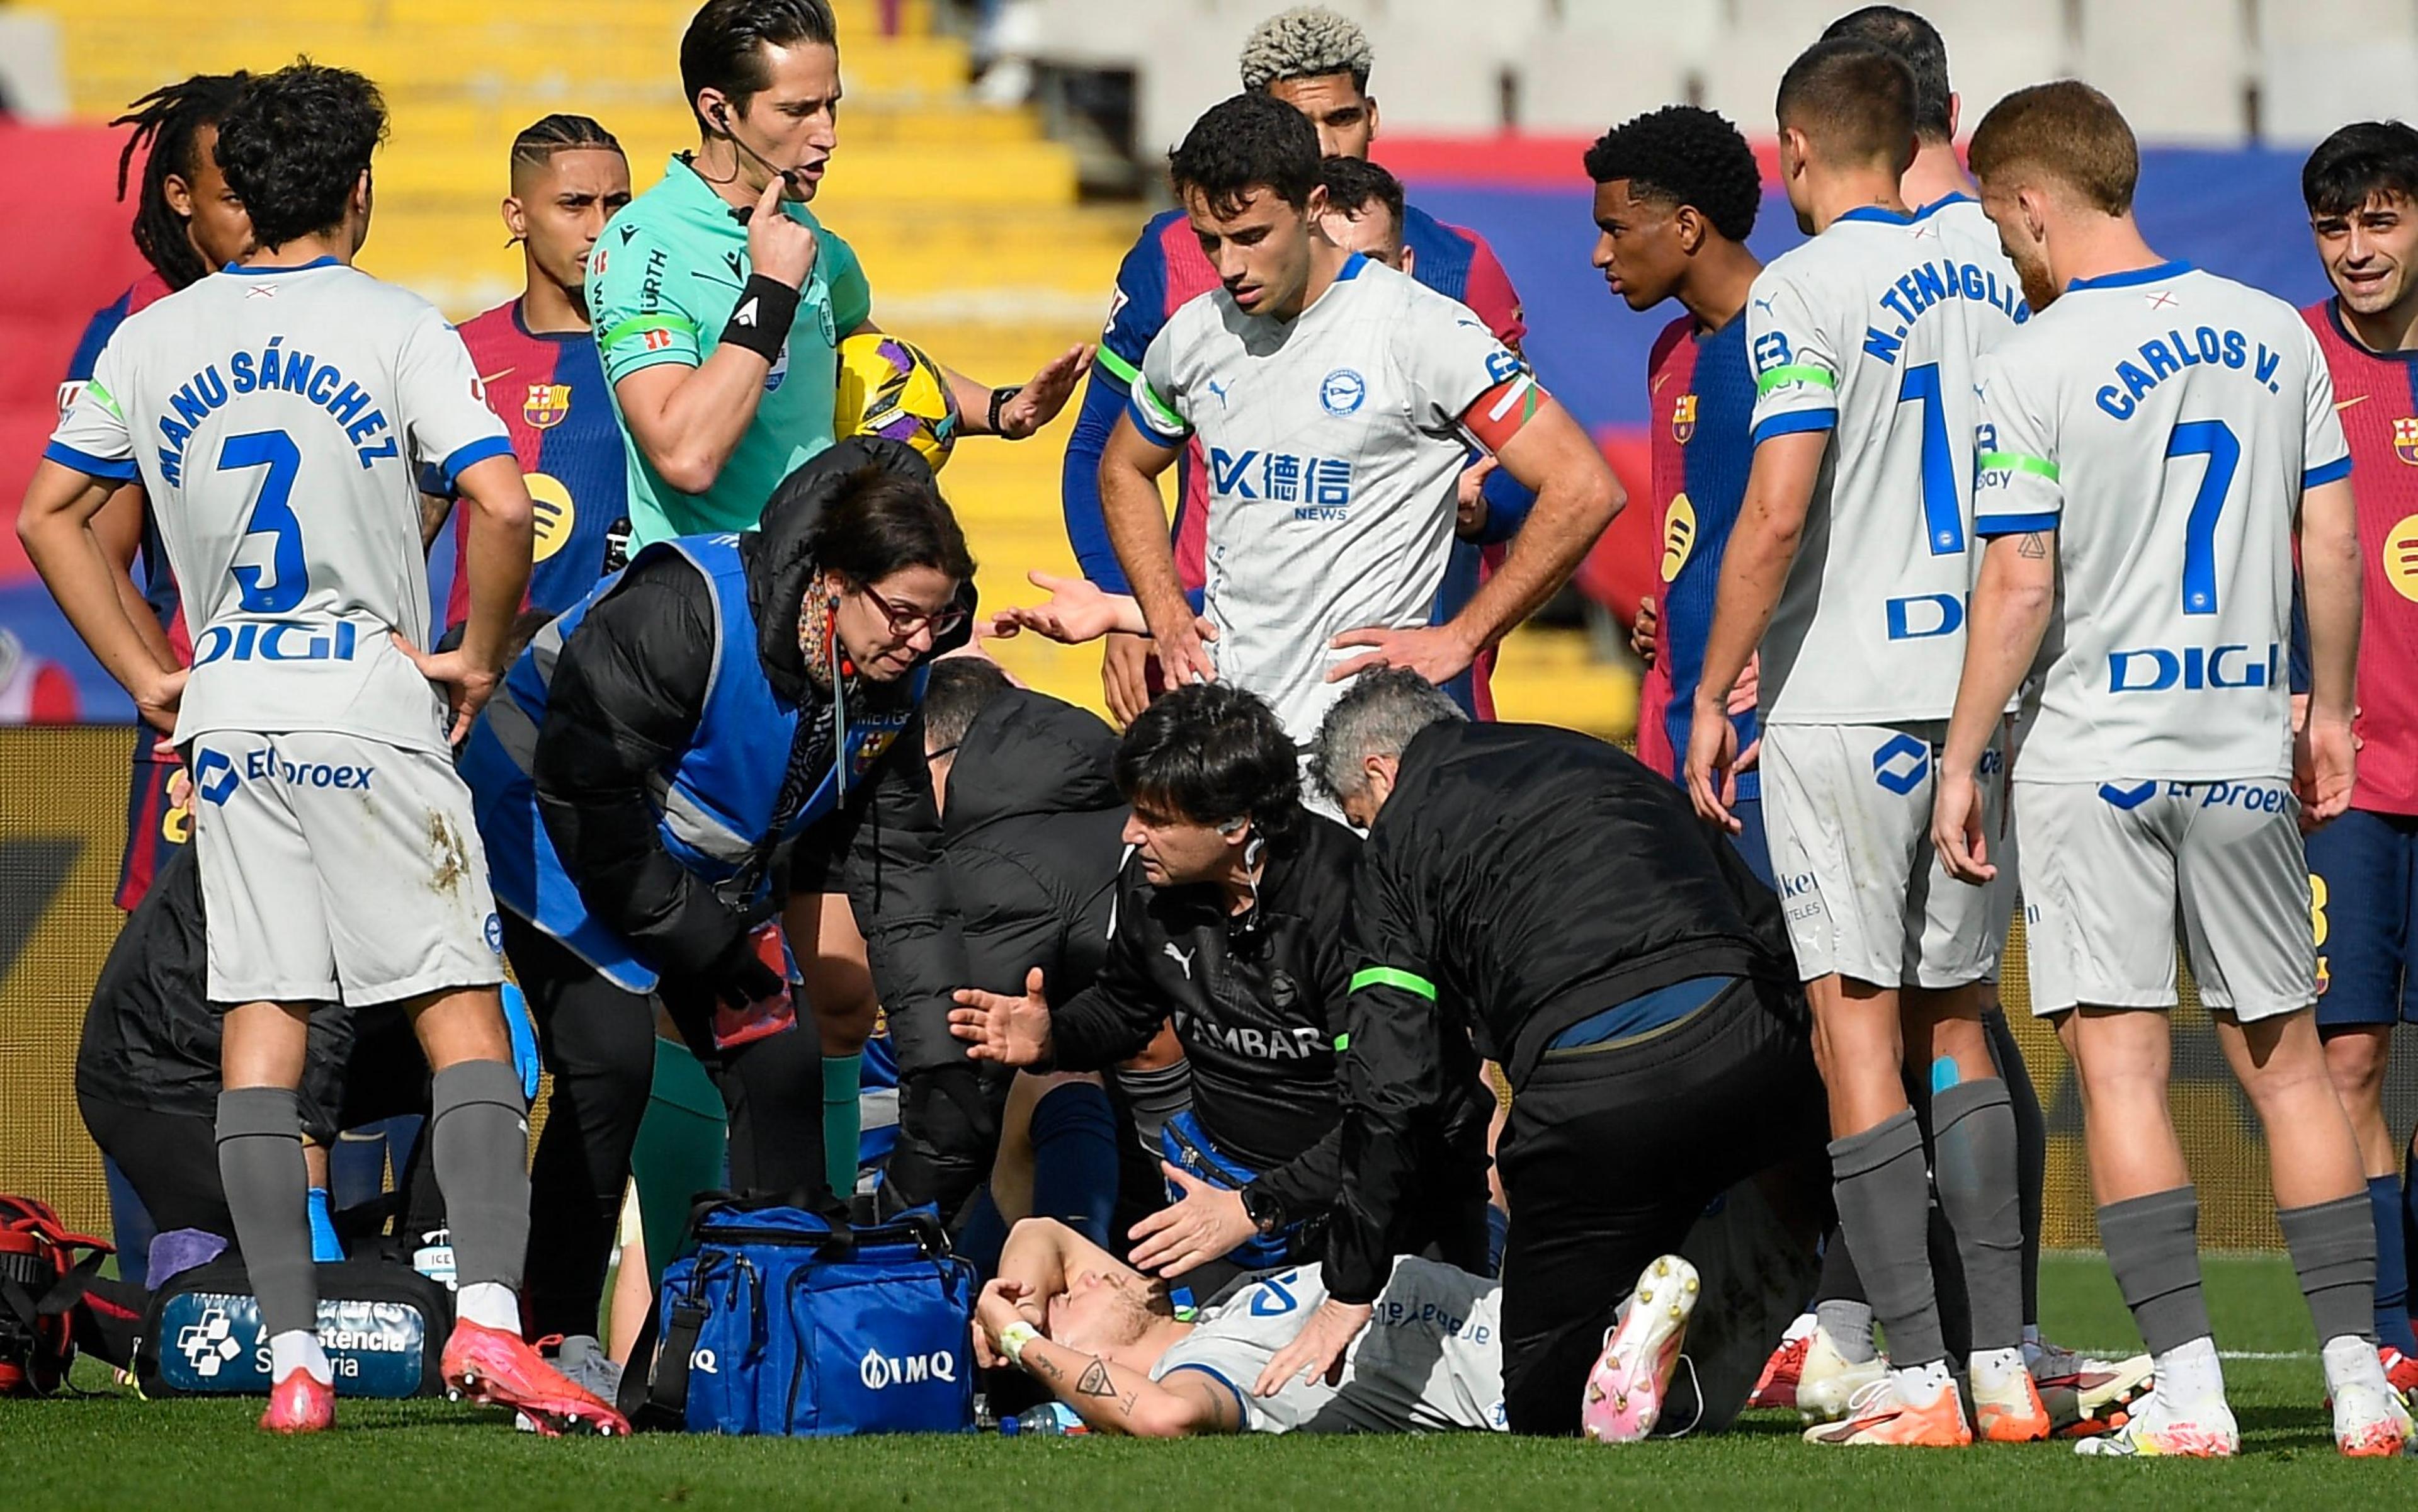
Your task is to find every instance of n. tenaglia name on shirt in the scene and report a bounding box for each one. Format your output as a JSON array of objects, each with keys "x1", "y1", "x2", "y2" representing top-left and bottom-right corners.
[
  {"x1": 152, "y1": 334, "x2": 400, "y2": 486},
  {"x1": 1861, "y1": 258, "x2": 2029, "y2": 364}
]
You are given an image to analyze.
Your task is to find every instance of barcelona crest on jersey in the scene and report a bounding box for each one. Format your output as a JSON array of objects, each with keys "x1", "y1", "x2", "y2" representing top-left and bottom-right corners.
[{"x1": 523, "y1": 382, "x2": 573, "y2": 429}]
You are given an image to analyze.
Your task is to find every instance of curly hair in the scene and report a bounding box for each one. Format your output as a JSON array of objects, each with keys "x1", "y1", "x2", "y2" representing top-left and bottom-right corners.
[
  {"x1": 1239, "y1": 6, "x2": 1373, "y2": 93},
  {"x1": 1168, "y1": 91, "x2": 1323, "y2": 216},
  {"x1": 111, "y1": 73, "x2": 250, "y2": 290},
  {"x1": 1584, "y1": 105, "x2": 1761, "y2": 242},
  {"x1": 213, "y1": 61, "x2": 388, "y2": 250},
  {"x1": 1115, "y1": 683, "x2": 1302, "y2": 842}
]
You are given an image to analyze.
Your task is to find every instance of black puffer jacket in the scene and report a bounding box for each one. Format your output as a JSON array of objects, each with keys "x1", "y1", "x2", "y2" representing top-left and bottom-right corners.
[
  {"x1": 941, "y1": 686, "x2": 1128, "y2": 1003},
  {"x1": 1325, "y1": 719, "x2": 1797, "y2": 1302},
  {"x1": 529, "y1": 437, "x2": 981, "y2": 1207}
]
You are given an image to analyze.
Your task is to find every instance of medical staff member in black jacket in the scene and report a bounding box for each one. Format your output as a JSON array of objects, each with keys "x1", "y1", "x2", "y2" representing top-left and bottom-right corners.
[
  {"x1": 1259, "y1": 669, "x2": 1830, "y2": 1435},
  {"x1": 457, "y1": 437, "x2": 978, "y2": 1340},
  {"x1": 949, "y1": 682, "x2": 1491, "y2": 1299}
]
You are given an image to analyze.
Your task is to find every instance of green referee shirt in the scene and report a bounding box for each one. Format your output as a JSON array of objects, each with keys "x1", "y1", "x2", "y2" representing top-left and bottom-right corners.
[{"x1": 589, "y1": 155, "x2": 873, "y2": 547}]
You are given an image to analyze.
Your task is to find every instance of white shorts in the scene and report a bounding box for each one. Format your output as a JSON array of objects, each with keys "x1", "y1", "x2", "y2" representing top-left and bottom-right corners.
[
  {"x1": 190, "y1": 729, "x2": 505, "y2": 1006},
  {"x1": 1759, "y1": 720, "x2": 2006, "y2": 991},
  {"x1": 2016, "y1": 777, "x2": 2314, "y2": 1023}
]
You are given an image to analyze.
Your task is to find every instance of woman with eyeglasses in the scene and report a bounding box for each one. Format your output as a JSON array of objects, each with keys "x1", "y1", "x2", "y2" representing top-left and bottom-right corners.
[{"x1": 457, "y1": 436, "x2": 981, "y2": 1344}]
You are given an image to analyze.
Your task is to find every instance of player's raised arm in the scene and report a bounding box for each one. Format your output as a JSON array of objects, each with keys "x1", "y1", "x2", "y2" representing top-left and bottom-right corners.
[{"x1": 601, "y1": 177, "x2": 816, "y2": 496}]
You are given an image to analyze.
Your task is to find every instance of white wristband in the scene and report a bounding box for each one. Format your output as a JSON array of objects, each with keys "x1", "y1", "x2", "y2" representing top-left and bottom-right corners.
[{"x1": 998, "y1": 1321, "x2": 1040, "y2": 1368}]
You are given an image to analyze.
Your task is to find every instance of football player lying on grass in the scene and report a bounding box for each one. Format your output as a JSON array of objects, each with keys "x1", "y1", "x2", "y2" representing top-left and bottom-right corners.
[{"x1": 971, "y1": 1216, "x2": 1708, "y2": 1440}]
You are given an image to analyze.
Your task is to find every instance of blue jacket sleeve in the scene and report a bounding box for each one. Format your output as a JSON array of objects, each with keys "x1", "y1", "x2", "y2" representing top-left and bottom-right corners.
[
  {"x1": 1473, "y1": 462, "x2": 1535, "y2": 546},
  {"x1": 1062, "y1": 218, "x2": 1176, "y2": 593}
]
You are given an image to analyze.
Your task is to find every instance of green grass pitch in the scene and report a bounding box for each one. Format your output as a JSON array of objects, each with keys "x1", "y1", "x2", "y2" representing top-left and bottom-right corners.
[{"x1": 3, "y1": 1254, "x2": 2407, "y2": 1509}]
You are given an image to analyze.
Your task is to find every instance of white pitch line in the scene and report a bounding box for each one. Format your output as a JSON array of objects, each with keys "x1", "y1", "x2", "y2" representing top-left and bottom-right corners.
[{"x1": 2063, "y1": 1347, "x2": 2316, "y2": 1361}]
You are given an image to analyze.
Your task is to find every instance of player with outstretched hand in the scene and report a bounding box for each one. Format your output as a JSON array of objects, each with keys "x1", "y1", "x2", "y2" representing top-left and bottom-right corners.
[
  {"x1": 1062, "y1": 5, "x2": 1535, "y2": 725},
  {"x1": 1686, "y1": 38, "x2": 2031, "y2": 1448},
  {"x1": 2295, "y1": 118, "x2": 2418, "y2": 1397},
  {"x1": 592, "y1": 0, "x2": 1089, "y2": 554},
  {"x1": 20, "y1": 62, "x2": 622, "y2": 1436},
  {"x1": 1091, "y1": 93, "x2": 1617, "y2": 766},
  {"x1": 1933, "y1": 81, "x2": 2407, "y2": 1459}
]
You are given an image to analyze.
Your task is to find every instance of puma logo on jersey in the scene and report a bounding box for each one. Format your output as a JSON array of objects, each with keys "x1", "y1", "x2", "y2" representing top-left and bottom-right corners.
[{"x1": 1163, "y1": 942, "x2": 1196, "y2": 980}]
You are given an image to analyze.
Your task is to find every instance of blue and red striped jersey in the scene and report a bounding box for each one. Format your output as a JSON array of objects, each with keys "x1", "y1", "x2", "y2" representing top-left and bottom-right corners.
[
  {"x1": 2305, "y1": 297, "x2": 2418, "y2": 814},
  {"x1": 1061, "y1": 202, "x2": 1528, "y2": 714},
  {"x1": 1640, "y1": 311, "x2": 1760, "y2": 792},
  {"x1": 443, "y1": 300, "x2": 627, "y2": 625}
]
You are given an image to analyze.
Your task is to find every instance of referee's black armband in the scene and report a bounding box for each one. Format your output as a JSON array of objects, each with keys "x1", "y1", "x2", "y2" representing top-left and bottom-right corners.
[{"x1": 720, "y1": 275, "x2": 800, "y2": 363}]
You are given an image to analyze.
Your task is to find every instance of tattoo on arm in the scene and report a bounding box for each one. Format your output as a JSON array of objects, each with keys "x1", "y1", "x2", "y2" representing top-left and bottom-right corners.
[
  {"x1": 1032, "y1": 1354, "x2": 1065, "y2": 1384},
  {"x1": 1076, "y1": 1360, "x2": 1117, "y2": 1399},
  {"x1": 2015, "y1": 531, "x2": 2047, "y2": 560}
]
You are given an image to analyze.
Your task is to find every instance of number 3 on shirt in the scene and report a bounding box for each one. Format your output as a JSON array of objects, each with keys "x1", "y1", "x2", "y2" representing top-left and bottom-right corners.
[
  {"x1": 220, "y1": 429, "x2": 307, "y2": 613},
  {"x1": 2166, "y1": 419, "x2": 2240, "y2": 617}
]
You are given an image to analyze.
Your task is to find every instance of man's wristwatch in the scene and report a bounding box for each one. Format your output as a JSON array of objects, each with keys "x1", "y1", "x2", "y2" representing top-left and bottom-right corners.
[
  {"x1": 987, "y1": 384, "x2": 1024, "y2": 436},
  {"x1": 1240, "y1": 1186, "x2": 1286, "y2": 1237}
]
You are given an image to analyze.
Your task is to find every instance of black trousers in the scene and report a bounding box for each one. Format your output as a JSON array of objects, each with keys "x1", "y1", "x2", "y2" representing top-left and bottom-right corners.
[
  {"x1": 504, "y1": 912, "x2": 827, "y2": 1339},
  {"x1": 1497, "y1": 977, "x2": 1829, "y2": 1435}
]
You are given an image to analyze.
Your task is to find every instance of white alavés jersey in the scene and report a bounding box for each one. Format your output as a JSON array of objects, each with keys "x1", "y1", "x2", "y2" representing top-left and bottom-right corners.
[
  {"x1": 1747, "y1": 199, "x2": 2028, "y2": 724},
  {"x1": 47, "y1": 259, "x2": 511, "y2": 754},
  {"x1": 1131, "y1": 254, "x2": 1519, "y2": 744},
  {"x1": 1972, "y1": 261, "x2": 2347, "y2": 783},
  {"x1": 1150, "y1": 1259, "x2": 1505, "y2": 1433}
]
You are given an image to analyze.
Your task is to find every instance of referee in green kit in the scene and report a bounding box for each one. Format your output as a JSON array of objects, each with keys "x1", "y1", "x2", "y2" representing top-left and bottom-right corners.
[{"x1": 591, "y1": 0, "x2": 1090, "y2": 549}]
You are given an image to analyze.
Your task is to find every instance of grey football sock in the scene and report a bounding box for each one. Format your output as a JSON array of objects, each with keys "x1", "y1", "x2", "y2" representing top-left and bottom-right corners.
[
  {"x1": 2098, "y1": 1186, "x2": 2211, "y2": 1356},
  {"x1": 1930, "y1": 1077, "x2": 2024, "y2": 1353},
  {"x1": 216, "y1": 1086, "x2": 318, "y2": 1338},
  {"x1": 1815, "y1": 1299, "x2": 1878, "y2": 1362},
  {"x1": 1829, "y1": 1109, "x2": 1946, "y2": 1368},
  {"x1": 429, "y1": 1059, "x2": 531, "y2": 1292},
  {"x1": 2278, "y1": 1194, "x2": 2378, "y2": 1347}
]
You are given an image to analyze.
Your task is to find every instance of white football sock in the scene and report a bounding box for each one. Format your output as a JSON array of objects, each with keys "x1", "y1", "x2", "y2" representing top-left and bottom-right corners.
[
  {"x1": 2154, "y1": 1335, "x2": 2225, "y2": 1410},
  {"x1": 270, "y1": 1328, "x2": 332, "y2": 1387},
  {"x1": 1890, "y1": 1358, "x2": 1955, "y2": 1407},
  {"x1": 455, "y1": 1281, "x2": 521, "y2": 1334},
  {"x1": 1969, "y1": 1345, "x2": 2028, "y2": 1395}
]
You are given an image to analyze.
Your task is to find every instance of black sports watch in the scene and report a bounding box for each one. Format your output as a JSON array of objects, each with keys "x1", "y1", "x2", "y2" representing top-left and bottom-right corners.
[
  {"x1": 987, "y1": 384, "x2": 1024, "y2": 436},
  {"x1": 1240, "y1": 1185, "x2": 1286, "y2": 1237}
]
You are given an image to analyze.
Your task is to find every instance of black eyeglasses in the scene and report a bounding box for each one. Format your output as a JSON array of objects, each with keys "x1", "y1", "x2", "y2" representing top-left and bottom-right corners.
[{"x1": 863, "y1": 586, "x2": 967, "y2": 641}]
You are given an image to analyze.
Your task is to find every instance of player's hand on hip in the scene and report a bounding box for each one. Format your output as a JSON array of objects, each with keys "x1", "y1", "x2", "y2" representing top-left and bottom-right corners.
[
  {"x1": 1327, "y1": 623, "x2": 1477, "y2": 685},
  {"x1": 948, "y1": 967, "x2": 1052, "y2": 1065},
  {"x1": 1683, "y1": 695, "x2": 1741, "y2": 832},
  {"x1": 996, "y1": 345, "x2": 1096, "y2": 440},
  {"x1": 1100, "y1": 631, "x2": 1155, "y2": 727},
  {"x1": 1126, "y1": 1166, "x2": 1257, "y2": 1277},
  {"x1": 2296, "y1": 711, "x2": 2358, "y2": 831},
  {"x1": 1253, "y1": 1297, "x2": 1372, "y2": 1398},
  {"x1": 391, "y1": 634, "x2": 497, "y2": 746},
  {"x1": 1930, "y1": 766, "x2": 1994, "y2": 885},
  {"x1": 133, "y1": 665, "x2": 188, "y2": 738},
  {"x1": 1630, "y1": 596, "x2": 1657, "y2": 666},
  {"x1": 747, "y1": 176, "x2": 819, "y2": 288}
]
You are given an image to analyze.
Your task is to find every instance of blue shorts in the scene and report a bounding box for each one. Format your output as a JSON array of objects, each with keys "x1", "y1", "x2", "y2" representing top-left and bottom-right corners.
[
  {"x1": 2308, "y1": 807, "x2": 2418, "y2": 1029},
  {"x1": 1727, "y1": 795, "x2": 1774, "y2": 890}
]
